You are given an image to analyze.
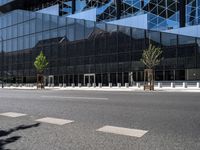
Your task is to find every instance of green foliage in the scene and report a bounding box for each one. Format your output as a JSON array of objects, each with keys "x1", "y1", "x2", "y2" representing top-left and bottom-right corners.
[
  {"x1": 141, "y1": 44, "x2": 163, "y2": 69},
  {"x1": 34, "y1": 51, "x2": 48, "y2": 73}
]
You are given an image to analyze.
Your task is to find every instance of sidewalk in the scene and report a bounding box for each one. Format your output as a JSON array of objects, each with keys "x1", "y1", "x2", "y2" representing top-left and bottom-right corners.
[{"x1": 3, "y1": 86, "x2": 200, "y2": 92}]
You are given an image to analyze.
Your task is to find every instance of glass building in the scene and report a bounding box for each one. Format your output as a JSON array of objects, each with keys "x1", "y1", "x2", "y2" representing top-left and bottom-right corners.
[{"x1": 0, "y1": 0, "x2": 200, "y2": 86}]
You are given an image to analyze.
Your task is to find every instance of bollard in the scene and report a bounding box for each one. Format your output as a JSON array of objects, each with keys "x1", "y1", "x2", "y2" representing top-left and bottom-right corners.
[
  {"x1": 125, "y1": 83, "x2": 129, "y2": 88},
  {"x1": 136, "y1": 82, "x2": 140, "y2": 88},
  {"x1": 171, "y1": 82, "x2": 175, "y2": 88},
  {"x1": 63, "y1": 83, "x2": 66, "y2": 88},
  {"x1": 197, "y1": 82, "x2": 200, "y2": 88},
  {"x1": 51, "y1": 83, "x2": 54, "y2": 87},
  {"x1": 71, "y1": 83, "x2": 75, "y2": 88},
  {"x1": 98, "y1": 83, "x2": 102, "y2": 88},
  {"x1": 87, "y1": 83, "x2": 91, "y2": 87},
  {"x1": 93, "y1": 83, "x2": 96, "y2": 88},
  {"x1": 78, "y1": 83, "x2": 81, "y2": 88},
  {"x1": 109, "y1": 83, "x2": 112, "y2": 88},
  {"x1": 183, "y1": 82, "x2": 187, "y2": 88},
  {"x1": 117, "y1": 83, "x2": 121, "y2": 88},
  {"x1": 59, "y1": 84, "x2": 62, "y2": 87},
  {"x1": 158, "y1": 82, "x2": 162, "y2": 88}
]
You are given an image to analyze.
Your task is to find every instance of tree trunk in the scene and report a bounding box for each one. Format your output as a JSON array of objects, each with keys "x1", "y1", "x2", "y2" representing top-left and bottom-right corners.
[
  {"x1": 144, "y1": 69, "x2": 154, "y2": 91},
  {"x1": 37, "y1": 73, "x2": 44, "y2": 89}
]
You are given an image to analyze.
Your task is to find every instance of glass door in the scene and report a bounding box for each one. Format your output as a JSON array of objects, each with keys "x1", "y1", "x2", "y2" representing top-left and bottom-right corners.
[
  {"x1": 48, "y1": 75, "x2": 54, "y2": 85},
  {"x1": 84, "y1": 74, "x2": 95, "y2": 86}
]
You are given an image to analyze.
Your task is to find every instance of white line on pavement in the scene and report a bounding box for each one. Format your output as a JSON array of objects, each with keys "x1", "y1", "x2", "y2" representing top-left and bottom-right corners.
[
  {"x1": 41, "y1": 96, "x2": 109, "y2": 100},
  {"x1": 36, "y1": 117, "x2": 74, "y2": 125},
  {"x1": 97, "y1": 126, "x2": 148, "y2": 138},
  {"x1": 0, "y1": 112, "x2": 27, "y2": 118}
]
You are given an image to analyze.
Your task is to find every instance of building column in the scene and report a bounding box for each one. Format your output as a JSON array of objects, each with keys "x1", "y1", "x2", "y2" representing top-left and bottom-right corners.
[
  {"x1": 116, "y1": 0, "x2": 121, "y2": 20},
  {"x1": 179, "y1": 0, "x2": 186, "y2": 27},
  {"x1": 72, "y1": 0, "x2": 76, "y2": 14},
  {"x1": 108, "y1": 73, "x2": 110, "y2": 83},
  {"x1": 136, "y1": 71, "x2": 138, "y2": 81},
  {"x1": 63, "y1": 75, "x2": 65, "y2": 84},
  {"x1": 141, "y1": 0, "x2": 144, "y2": 9},
  {"x1": 122, "y1": 72, "x2": 124, "y2": 85}
]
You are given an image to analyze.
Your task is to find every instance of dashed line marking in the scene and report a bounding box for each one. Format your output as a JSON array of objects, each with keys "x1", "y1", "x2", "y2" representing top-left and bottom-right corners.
[
  {"x1": 0, "y1": 112, "x2": 27, "y2": 118},
  {"x1": 41, "y1": 96, "x2": 109, "y2": 100},
  {"x1": 97, "y1": 125, "x2": 148, "y2": 138},
  {"x1": 36, "y1": 117, "x2": 74, "y2": 125}
]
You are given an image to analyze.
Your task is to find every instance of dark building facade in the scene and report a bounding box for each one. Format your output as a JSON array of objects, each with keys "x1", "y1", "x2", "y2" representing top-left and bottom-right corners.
[{"x1": 0, "y1": 1, "x2": 200, "y2": 86}]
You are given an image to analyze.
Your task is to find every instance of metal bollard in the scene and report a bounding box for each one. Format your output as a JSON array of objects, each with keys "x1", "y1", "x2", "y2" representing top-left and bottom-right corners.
[
  {"x1": 183, "y1": 82, "x2": 187, "y2": 88},
  {"x1": 63, "y1": 83, "x2": 66, "y2": 88},
  {"x1": 87, "y1": 83, "x2": 91, "y2": 87},
  {"x1": 71, "y1": 83, "x2": 75, "y2": 88},
  {"x1": 98, "y1": 83, "x2": 102, "y2": 88},
  {"x1": 78, "y1": 83, "x2": 81, "y2": 88},
  {"x1": 136, "y1": 82, "x2": 140, "y2": 88},
  {"x1": 117, "y1": 83, "x2": 121, "y2": 88},
  {"x1": 158, "y1": 82, "x2": 162, "y2": 88},
  {"x1": 171, "y1": 82, "x2": 175, "y2": 88},
  {"x1": 197, "y1": 82, "x2": 200, "y2": 88},
  {"x1": 109, "y1": 83, "x2": 112, "y2": 88},
  {"x1": 59, "y1": 84, "x2": 62, "y2": 87},
  {"x1": 93, "y1": 83, "x2": 96, "y2": 88},
  {"x1": 125, "y1": 83, "x2": 129, "y2": 88}
]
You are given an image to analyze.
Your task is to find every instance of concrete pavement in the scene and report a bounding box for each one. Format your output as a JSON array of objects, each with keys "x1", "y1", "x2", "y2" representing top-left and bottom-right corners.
[
  {"x1": 3, "y1": 85, "x2": 200, "y2": 92},
  {"x1": 0, "y1": 89, "x2": 200, "y2": 150}
]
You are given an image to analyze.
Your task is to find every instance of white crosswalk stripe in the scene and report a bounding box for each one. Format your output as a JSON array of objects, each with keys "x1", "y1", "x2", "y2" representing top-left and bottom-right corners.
[
  {"x1": 97, "y1": 125, "x2": 148, "y2": 138},
  {"x1": 0, "y1": 112, "x2": 149, "y2": 138},
  {"x1": 36, "y1": 117, "x2": 74, "y2": 125},
  {"x1": 0, "y1": 112, "x2": 27, "y2": 118}
]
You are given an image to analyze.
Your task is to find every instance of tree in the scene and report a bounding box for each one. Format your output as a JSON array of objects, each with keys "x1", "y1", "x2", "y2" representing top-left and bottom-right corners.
[
  {"x1": 141, "y1": 44, "x2": 162, "y2": 90},
  {"x1": 141, "y1": 44, "x2": 162, "y2": 69},
  {"x1": 34, "y1": 51, "x2": 48, "y2": 89}
]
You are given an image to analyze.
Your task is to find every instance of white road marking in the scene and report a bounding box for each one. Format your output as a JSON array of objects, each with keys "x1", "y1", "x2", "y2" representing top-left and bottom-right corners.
[
  {"x1": 36, "y1": 117, "x2": 74, "y2": 125},
  {"x1": 0, "y1": 112, "x2": 27, "y2": 118},
  {"x1": 97, "y1": 126, "x2": 148, "y2": 138},
  {"x1": 41, "y1": 96, "x2": 109, "y2": 100}
]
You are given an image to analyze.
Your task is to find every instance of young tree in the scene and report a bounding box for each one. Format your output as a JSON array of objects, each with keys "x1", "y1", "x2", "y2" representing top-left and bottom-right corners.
[
  {"x1": 141, "y1": 44, "x2": 162, "y2": 90},
  {"x1": 34, "y1": 51, "x2": 48, "y2": 89}
]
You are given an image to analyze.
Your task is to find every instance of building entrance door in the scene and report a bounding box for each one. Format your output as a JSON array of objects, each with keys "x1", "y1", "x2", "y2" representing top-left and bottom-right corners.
[
  {"x1": 84, "y1": 74, "x2": 95, "y2": 86},
  {"x1": 48, "y1": 75, "x2": 54, "y2": 85}
]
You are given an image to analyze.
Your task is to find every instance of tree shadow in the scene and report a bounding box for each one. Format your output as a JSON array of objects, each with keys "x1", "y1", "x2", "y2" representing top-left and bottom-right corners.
[
  {"x1": 0, "y1": 136, "x2": 21, "y2": 150},
  {"x1": 0, "y1": 123, "x2": 40, "y2": 150}
]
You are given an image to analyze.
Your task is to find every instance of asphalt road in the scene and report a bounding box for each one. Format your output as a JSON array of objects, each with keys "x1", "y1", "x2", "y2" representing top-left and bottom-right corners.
[{"x1": 0, "y1": 89, "x2": 199, "y2": 150}]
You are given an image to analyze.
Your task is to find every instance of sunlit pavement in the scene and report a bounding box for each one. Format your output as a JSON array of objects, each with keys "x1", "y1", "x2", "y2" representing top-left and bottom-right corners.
[
  {"x1": 0, "y1": 89, "x2": 200, "y2": 150},
  {"x1": 3, "y1": 86, "x2": 200, "y2": 92}
]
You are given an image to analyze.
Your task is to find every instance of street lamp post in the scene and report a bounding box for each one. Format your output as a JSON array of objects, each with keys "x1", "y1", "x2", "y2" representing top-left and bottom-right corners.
[{"x1": 1, "y1": 36, "x2": 4, "y2": 88}]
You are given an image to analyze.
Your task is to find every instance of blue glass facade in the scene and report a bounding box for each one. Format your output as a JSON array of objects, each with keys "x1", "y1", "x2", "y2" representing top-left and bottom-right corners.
[
  {"x1": 186, "y1": 0, "x2": 200, "y2": 26},
  {"x1": 0, "y1": 0, "x2": 14, "y2": 6},
  {"x1": 1, "y1": 1, "x2": 200, "y2": 31},
  {"x1": 0, "y1": 1, "x2": 200, "y2": 85},
  {"x1": 71, "y1": 0, "x2": 200, "y2": 30}
]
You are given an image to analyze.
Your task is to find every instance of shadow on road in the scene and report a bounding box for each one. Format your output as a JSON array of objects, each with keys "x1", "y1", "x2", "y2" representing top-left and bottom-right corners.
[{"x1": 0, "y1": 123, "x2": 40, "y2": 150}]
